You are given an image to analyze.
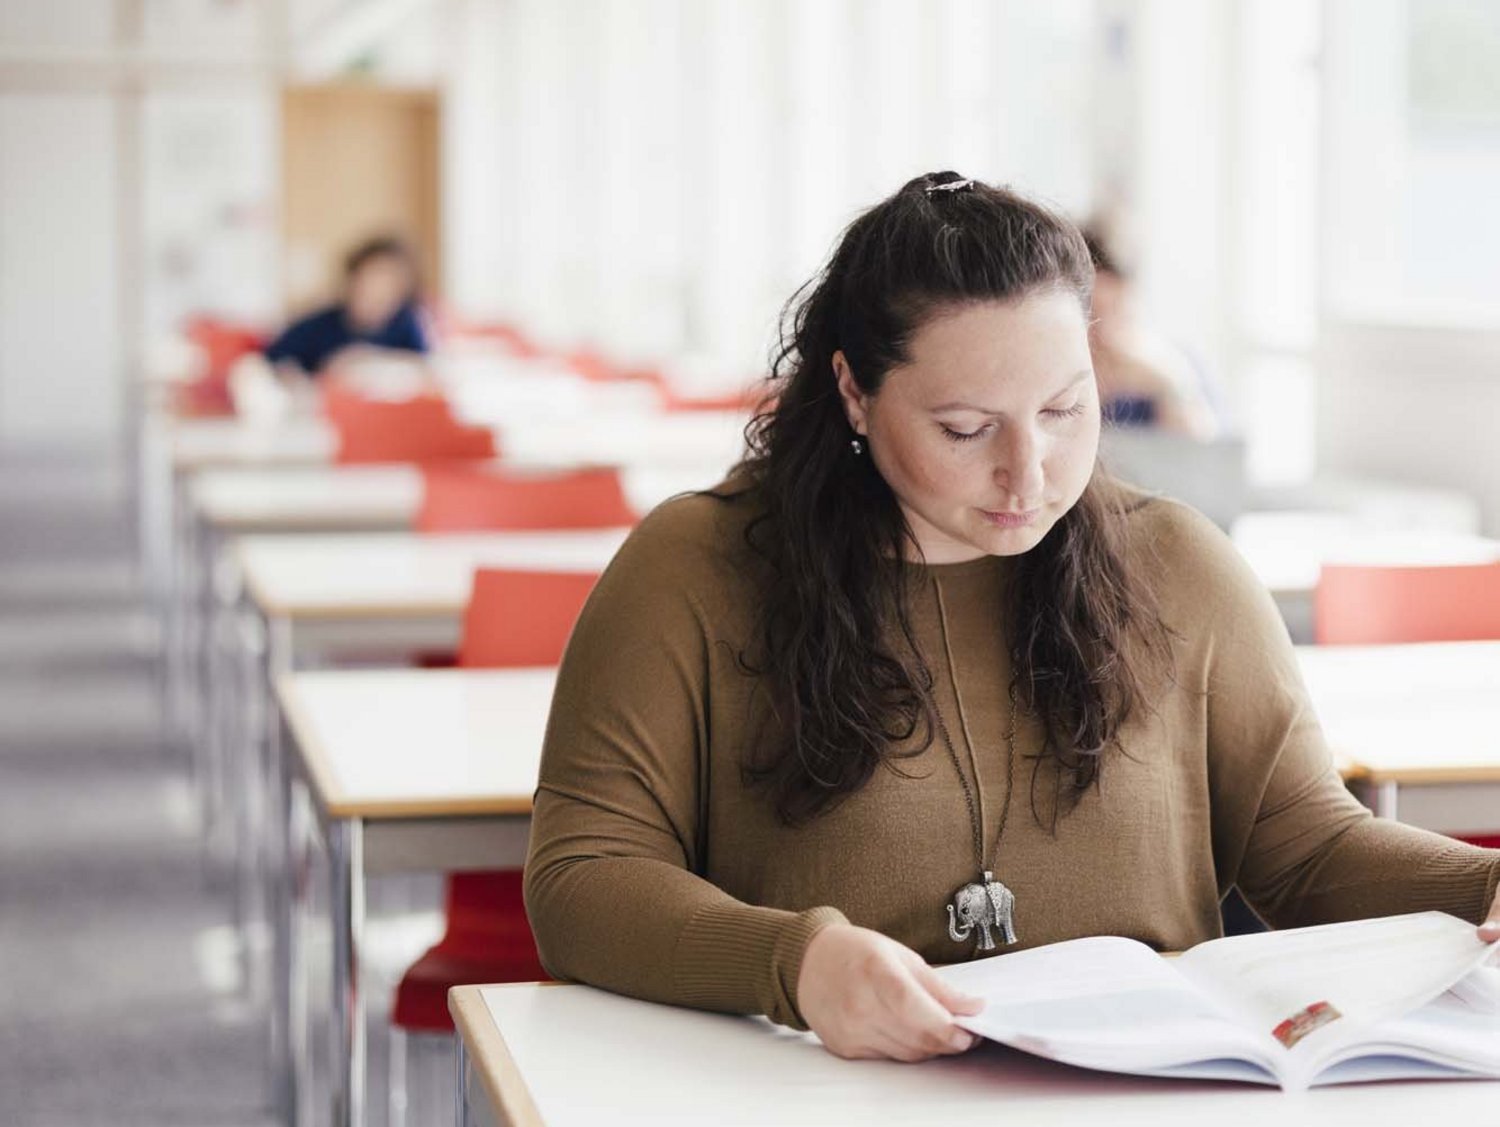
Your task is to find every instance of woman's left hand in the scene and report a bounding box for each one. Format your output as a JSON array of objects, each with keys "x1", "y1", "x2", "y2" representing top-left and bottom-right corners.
[{"x1": 1481, "y1": 888, "x2": 1500, "y2": 945}]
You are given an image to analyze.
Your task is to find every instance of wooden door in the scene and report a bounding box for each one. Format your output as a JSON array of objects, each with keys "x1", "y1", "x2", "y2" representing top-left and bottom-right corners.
[{"x1": 280, "y1": 84, "x2": 441, "y2": 315}]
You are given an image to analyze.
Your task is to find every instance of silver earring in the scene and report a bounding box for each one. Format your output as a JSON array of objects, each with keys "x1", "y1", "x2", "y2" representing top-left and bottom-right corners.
[{"x1": 850, "y1": 436, "x2": 865, "y2": 456}]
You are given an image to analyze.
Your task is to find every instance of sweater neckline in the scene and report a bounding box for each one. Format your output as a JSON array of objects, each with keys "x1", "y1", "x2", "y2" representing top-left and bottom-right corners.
[{"x1": 908, "y1": 552, "x2": 1015, "y2": 582}]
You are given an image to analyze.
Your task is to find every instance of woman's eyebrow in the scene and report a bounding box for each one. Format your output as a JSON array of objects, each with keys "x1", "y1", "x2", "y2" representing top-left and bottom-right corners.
[{"x1": 930, "y1": 370, "x2": 1093, "y2": 414}]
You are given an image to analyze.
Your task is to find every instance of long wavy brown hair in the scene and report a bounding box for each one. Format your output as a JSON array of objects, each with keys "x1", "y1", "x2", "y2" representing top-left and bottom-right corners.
[{"x1": 719, "y1": 172, "x2": 1173, "y2": 827}]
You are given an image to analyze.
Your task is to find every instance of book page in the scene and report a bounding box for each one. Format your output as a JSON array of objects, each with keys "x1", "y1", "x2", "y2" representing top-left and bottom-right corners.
[
  {"x1": 1319, "y1": 965, "x2": 1500, "y2": 1081},
  {"x1": 1173, "y1": 912, "x2": 1497, "y2": 1075},
  {"x1": 936, "y1": 936, "x2": 1273, "y2": 1077}
]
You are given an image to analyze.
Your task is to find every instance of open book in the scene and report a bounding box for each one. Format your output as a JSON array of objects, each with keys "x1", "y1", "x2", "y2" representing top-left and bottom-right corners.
[{"x1": 934, "y1": 911, "x2": 1500, "y2": 1091}]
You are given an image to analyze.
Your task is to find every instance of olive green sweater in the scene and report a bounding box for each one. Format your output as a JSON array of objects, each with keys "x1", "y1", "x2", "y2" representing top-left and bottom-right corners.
[{"x1": 524, "y1": 488, "x2": 1500, "y2": 1030}]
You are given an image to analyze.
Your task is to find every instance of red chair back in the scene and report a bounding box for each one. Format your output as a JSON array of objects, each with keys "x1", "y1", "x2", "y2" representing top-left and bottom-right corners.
[
  {"x1": 393, "y1": 568, "x2": 600, "y2": 1030},
  {"x1": 323, "y1": 386, "x2": 496, "y2": 464},
  {"x1": 458, "y1": 568, "x2": 600, "y2": 669},
  {"x1": 1314, "y1": 562, "x2": 1500, "y2": 646},
  {"x1": 416, "y1": 465, "x2": 636, "y2": 533},
  {"x1": 174, "y1": 316, "x2": 268, "y2": 417}
]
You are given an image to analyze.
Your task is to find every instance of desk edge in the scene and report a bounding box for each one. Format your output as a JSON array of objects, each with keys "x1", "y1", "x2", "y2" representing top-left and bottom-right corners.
[{"x1": 450, "y1": 984, "x2": 550, "y2": 1127}]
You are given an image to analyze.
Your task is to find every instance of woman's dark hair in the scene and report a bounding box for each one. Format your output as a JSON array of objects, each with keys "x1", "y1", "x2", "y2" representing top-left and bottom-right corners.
[
  {"x1": 727, "y1": 171, "x2": 1171, "y2": 826},
  {"x1": 342, "y1": 234, "x2": 420, "y2": 292}
]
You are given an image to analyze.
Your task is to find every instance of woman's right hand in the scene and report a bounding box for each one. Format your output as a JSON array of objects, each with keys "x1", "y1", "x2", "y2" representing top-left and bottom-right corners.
[{"x1": 796, "y1": 922, "x2": 985, "y2": 1061}]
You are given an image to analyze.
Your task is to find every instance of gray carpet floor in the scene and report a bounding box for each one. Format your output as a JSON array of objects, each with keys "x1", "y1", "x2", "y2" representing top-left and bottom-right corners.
[{"x1": 0, "y1": 446, "x2": 278, "y2": 1126}]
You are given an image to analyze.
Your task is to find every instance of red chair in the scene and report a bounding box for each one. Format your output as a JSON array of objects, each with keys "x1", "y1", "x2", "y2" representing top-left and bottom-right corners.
[
  {"x1": 1314, "y1": 562, "x2": 1500, "y2": 647},
  {"x1": 1315, "y1": 561, "x2": 1500, "y2": 848},
  {"x1": 173, "y1": 316, "x2": 268, "y2": 417},
  {"x1": 415, "y1": 464, "x2": 636, "y2": 533},
  {"x1": 323, "y1": 387, "x2": 497, "y2": 464},
  {"x1": 388, "y1": 567, "x2": 601, "y2": 1121}
]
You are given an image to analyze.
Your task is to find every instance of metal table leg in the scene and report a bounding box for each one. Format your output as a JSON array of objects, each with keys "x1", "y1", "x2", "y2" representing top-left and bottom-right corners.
[
  {"x1": 1375, "y1": 780, "x2": 1399, "y2": 821},
  {"x1": 329, "y1": 817, "x2": 367, "y2": 1127},
  {"x1": 456, "y1": 1036, "x2": 472, "y2": 1127}
]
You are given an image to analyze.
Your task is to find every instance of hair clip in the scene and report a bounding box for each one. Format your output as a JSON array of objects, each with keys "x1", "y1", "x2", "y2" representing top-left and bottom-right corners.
[{"x1": 924, "y1": 178, "x2": 974, "y2": 195}]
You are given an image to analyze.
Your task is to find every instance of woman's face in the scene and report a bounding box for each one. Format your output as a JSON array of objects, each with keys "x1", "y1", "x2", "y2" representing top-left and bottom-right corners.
[
  {"x1": 345, "y1": 254, "x2": 413, "y2": 330},
  {"x1": 835, "y1": 291, "x2": 1100, "y2": 564}
]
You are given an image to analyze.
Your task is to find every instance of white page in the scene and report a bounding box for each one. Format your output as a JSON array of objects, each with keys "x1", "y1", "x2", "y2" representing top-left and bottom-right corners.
[
  {"x1": 1331, "y1": 971, "x2": 1500, "y2": 1076},
  {"x1": 1173, "y1": 912, "x2": 1498, "y2": 1083},
  {"x1": 937, "y1": 936, "x2": 1273, "y2": 1076}
]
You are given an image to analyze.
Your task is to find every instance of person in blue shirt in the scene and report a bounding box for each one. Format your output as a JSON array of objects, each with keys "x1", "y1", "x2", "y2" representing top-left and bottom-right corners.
[
  {"x1": 263, "y1": 235, "x2": 430, "y2": 377},
  {"x1": 1081, "y1": 224, "x2": 1219, "y2": 439}
]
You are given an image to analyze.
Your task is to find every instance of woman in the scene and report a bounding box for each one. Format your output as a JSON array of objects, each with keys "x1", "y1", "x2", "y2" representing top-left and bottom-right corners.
[
  {"x1": 262, "y1": 235, "x2": 429, "y2": 377},
  {"x1": 524, "y1": 173, "x2": 1500, "y2": 1062}
]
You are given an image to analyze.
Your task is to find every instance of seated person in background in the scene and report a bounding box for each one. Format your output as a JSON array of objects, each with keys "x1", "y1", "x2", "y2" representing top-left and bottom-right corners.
[
  {"x1": 1082, "y1": 225, "x2": 1219, "y2": 440},
  {"x1": 263, "y1": 235, "x2": 430, "y2": 378}
]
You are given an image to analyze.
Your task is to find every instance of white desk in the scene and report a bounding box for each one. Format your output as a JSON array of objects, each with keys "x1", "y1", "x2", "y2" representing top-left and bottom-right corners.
[
  {"x1": 450, "y1": 981, "x2": 1500, "y2": 1126},
  {"x1": 492, "y1": 409, "x2": 750, "y2": 469},
  {"x1": 1231, "y1": 511, "x2": 1500, "y2": 598},
  {"x1": 221, "y1": 530, "x2": 627, "y2": 1065},
  {"x1": 274, "y1": 668, "x2": 556, "y2": 1127},
  {"x1": 1296, "y1": 641, "x2": 1500, "y2": 828},
  {"x1": 176, "y1": 461, "x2": 710, "y2": 824}
]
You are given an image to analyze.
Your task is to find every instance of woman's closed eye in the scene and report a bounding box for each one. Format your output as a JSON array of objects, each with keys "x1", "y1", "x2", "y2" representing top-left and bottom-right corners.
[
  {"x1": 940, "y1": 424, "x2": 991, "y2": 443},
  {"x1": 940, "y1": 404, "x2": 1087, "y2": 442}
]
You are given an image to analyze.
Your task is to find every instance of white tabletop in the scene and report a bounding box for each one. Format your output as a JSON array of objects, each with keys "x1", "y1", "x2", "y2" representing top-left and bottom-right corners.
[
  {"x1": 274, "y1": 639, "x2": 1500, "y2": 821},
  {"x1": 238, "y1": 528, "x2": 629, "y2": 617},
  {"x1": 1297, "y1": 641, "x2": 1500, "y2": 783},
  {"x1": 492, "y1": 410, "x2": 749, "y2": 469},
  {"x1": 190, "y1": 464, "x2": 422, "y2": 532},
  {"x1": 454, "y1": 982, "x2": 1500, "y2": 1126},
  {"x1": 169, "y1": 416, "x2": 337, "y2": 470},
  {"x1": 188, "y1": 462, "x2": 722, "y2": 533},
  {"x1": 275, "y1": 667, "x2": 555, "y2": 818},
  {"x1": 1232, "y1": 511, "x2": 1500, "y2": 596}
]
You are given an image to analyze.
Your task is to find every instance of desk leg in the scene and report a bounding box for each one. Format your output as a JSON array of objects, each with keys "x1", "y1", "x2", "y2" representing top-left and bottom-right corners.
[
  {"x1": 1375, "y1": 782, "x2": 1399, "y2": 821},
  {"x1": 166, "y1": 475, "x2": 192, "y2": 752},
  {"x1": 329, "y1": 818, "x2": 366, "y2": 1127},
  {"x1": 233, "y1": 607, "x2": 273, "y2": 1001},
  {"x1": 456, "y1": 1036, "x2": 471, "y2": 1127},
  {"x1": 274, "y1": 731, "x2": 310, "y2": 1127}
]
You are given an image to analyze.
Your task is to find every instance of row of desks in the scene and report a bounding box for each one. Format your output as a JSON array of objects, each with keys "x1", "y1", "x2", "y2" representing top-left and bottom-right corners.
[{"x1": 281, "y1": 643, "x2": 1500, "y2": 1126}]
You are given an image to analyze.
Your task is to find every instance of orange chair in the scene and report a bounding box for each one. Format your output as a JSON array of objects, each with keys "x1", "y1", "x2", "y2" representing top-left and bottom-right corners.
[
  {"x1": 415, "y1": 464, "x2": 636, "y2": 533},
  {"x1": 388, "y1": 567, "x2": 601, "y2": 1122},
  {"x1": 323, "y1": 387, "x2": 497, "y2": 464},
  {"x1": 1315, "y1": 561, "x2": 1500, "y2": 849},
  {"x1": 174, "y1": 316, "x2": 268, "y2": 417},
  {"x1": 1315, "y1": 562, "x2": 1500, "y2": 647}
]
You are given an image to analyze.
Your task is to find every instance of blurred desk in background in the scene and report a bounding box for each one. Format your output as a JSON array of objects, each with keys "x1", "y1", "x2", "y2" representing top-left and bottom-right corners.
[
  {"x1": 1298, "y1": 640, "x2": 1500, "y2": 829},
  {"x1": 1233, "y1": 513, "x2": 1500, "y2": 642},
  {"x1": 274, "y1": 667, "x2": 553, "y2": 1127}
]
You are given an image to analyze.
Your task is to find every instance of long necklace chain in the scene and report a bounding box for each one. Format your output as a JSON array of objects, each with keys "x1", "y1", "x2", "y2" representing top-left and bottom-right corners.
[{"x1": 930, "y1": 678, "x2": 1018, "y2": 874}]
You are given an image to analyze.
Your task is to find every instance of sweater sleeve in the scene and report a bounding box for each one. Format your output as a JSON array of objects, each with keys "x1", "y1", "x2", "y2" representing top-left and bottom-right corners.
[
  {"x1": 1168, "y1": 505, "x2": 1500, "y2": 927},
  {"x1": 523, "y1": 499, "x2": 847, "y2": 1029}
]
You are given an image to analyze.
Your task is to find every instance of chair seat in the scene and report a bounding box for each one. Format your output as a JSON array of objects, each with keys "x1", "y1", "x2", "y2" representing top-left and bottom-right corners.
[{"x1": 392, "y1": 941, "x2": 548, "y2": 1032}]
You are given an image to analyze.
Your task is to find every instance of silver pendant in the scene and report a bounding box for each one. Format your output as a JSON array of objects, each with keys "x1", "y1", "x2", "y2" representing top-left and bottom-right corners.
[{"x1": 946, "y1": 870, "x2": 1018, "y2": 952}]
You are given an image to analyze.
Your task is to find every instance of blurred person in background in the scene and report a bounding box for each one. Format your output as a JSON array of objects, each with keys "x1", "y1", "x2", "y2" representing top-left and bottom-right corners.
[
  {"x1": 262, "y1": 234, "x2": 431, "y2": 379},
  {"x1": 1082, "y1": 223, "x2": 1219, "y2": 440}
]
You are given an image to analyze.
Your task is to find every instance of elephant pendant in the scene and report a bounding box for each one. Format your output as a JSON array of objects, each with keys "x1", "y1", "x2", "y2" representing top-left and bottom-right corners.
[{"x1": 946, "y1": 870, "x2": 1018, "y2": 952}]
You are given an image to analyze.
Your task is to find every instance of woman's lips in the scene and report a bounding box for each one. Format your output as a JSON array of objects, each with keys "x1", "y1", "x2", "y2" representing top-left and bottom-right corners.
[{"x1": 979, "y1": 508, "x2": 1040, "y2": 528}]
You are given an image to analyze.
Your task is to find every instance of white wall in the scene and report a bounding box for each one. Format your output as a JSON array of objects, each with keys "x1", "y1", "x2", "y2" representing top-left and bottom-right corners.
[
  {"x1": 441, "y1": 0, "x2": 1100, "y2": 374},
  {"x1": 1315, "y1": 0, "x2": 1500, "y2": 532},
  {"x1": 1318, "y1": 321, "x2": 1500, "y2": 534},
  {"x1": 0, "y1": 95, "x2": 121, "y2": 446}
]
